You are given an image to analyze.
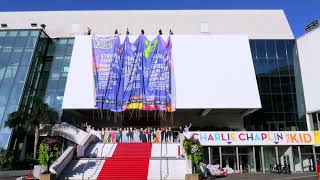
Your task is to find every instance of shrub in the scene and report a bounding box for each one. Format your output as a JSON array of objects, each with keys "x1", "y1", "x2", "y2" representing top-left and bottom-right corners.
[
  {"x1": 0, "y1": 148, "x2": 14, "y2": 170},
  {"x1": 183, "y1": 136, "x2": 204, "y2": 172},
  {"x1": 38, "y1": 143, "x2": 49, "y2": 166}
]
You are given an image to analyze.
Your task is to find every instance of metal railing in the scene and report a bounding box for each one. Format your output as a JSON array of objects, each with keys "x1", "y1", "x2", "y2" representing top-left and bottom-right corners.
[{"x1": 82, "y1": 147, "x2": 98, "y2": 180}]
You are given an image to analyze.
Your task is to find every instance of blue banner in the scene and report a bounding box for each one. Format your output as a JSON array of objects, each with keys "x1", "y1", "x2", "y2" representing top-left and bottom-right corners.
[{"x1": 92, "y1": 35, "x2": 175, "y2": 112}]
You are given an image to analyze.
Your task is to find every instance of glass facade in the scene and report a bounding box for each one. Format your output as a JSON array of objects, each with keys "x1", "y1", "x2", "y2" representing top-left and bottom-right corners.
[
  {"x1": 245, "y1": 40, "x2": 307, "y2": 131},
  {"x1": 38, "y1": 38, "x2": 74, "y2": 118},
  {"x1": 0, "y1": 30, "x2": 50, "y2": 148}
]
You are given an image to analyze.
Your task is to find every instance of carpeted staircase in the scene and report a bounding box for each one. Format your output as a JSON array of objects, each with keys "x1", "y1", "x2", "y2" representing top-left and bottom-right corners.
[{"x1": 97, "y1": 143, "x2": 152, "y2": 180}]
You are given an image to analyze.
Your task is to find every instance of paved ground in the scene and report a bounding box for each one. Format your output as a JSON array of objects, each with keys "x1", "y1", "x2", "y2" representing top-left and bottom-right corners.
[
  {"x1": 216, "y1": 173, "x2": 318, "y2": 180},
  {"x1": 0, "y1": 173, "x2": 318, "y2": 180}
]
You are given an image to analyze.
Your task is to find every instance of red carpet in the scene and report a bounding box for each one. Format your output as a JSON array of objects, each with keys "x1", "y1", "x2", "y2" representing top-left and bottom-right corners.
[{"x1": 97, "y1": 143, "x2": 152, "y2": 180}]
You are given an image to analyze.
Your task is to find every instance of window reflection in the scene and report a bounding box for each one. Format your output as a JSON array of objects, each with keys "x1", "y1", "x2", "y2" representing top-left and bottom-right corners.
[{"x1": 248, "y1": 40, "x2": 306, "y2": 131}]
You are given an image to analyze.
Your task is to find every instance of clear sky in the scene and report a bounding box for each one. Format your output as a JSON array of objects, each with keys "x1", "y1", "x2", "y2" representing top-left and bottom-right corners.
[{"x1": 1, "y1": 0, "x2": 319, "y2": 38}]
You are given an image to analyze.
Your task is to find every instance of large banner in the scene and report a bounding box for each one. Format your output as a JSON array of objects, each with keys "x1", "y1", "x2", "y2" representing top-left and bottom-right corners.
[
  {"x1": 92, "y1": 35, "x2": 175, "y2": 112},
  {"x1": 190, "y1": 131, "x2": 315, "y2": 146}
]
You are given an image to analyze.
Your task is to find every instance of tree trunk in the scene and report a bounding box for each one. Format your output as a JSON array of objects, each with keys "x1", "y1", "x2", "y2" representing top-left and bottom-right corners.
[
  {"x1": 34, "y1": 125, "x2": 39, "y2": 159},
  {"x1": 19, "y1": 135, "x2": 27, "y2": 161}
]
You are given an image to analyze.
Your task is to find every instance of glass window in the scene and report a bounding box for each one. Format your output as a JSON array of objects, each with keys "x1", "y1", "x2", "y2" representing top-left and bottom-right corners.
[
  {"x1": 44, "y1": 90, "x2": 56, "y2": 107},
  {"x1": 267, "y1": 58, "x2": 279, "y2": 76},
  {"x1": 272, "y1": 94, "x2": 284, "y2": 112},
  {"x1": 30, "y1": 31, "x2": 39, "y2": 37},
  {"x1": 3, "y1": 32, "x2": 17, "y2": 48},
  {"x1": 0, "y1": 31, "x2": 7, "y2": 37},
  {"x1": 25, "y1": 36, "x2": 38, "y2": 48},
  {"x1": 266, "y1": 40, "x2": 276, "y2": 59},
  {"x1": 8, "y1": 48, "x2": 23, "y2": 65},
  {"x1": 7, "y1": 31, "x2": 18, "y2": 37},
  {"x1": 14, "y1": 31, "x2": 29, "y2": 47},
  {"x1": 276, "y1": 40, "x2": 286, "y2": 60},
  {"x1": 20, "y1": 49, "x2": 34, "y2": 65},
  {"x1": 0, "y1": 65, "x2": 19, "y2": 105},
  {"x1": 0, "y1": 47, "x2": 12, "y2": 66},
  {"x1": 258, "y1": 77, "x2": 271, "y2": 94},
  {"x1": 4, "y1": 66, "x2": 18, "y2": 79},
  {"x1": 270, "y1": 77, "x2": 282, "y2": 94},
  {"x1": 256, "y1": 40, "x2": 266, "y2": 59},
  {"x1": 0, "y1": 66, "x2": 6, "y2": 81},
  {"x1": 58, "y1": 78, "x2": 66, "y2": 90}
]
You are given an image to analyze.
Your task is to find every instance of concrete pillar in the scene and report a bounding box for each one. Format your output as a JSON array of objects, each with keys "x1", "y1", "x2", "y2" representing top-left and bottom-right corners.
[
  {"x1": 253, "y1": 146, "x2": 256, "y2": 173},
  {"x1": 208, "y1": 147, "x2": 212, "y2": 165},
  {"x1": 261, "y1": 146, "x2": 265, "y2": 172},
  {"x1": 317, "y1": 113, "x2": 320, "y2": 130},
  {"x1": 275, "y1": 146, "x2": 279, "y2": 165},
  {"x1": 236, "y1": 147, "x2": 239, "y2": 172},
  {"x1": 219, "y1": 146, "x2": 222, "y2": 168},
  {"x1": 298, "y1": 146, "x2": 303, "y2": 172},
  {"x1": 313, "y1": 146, "x2": 317, "y2": 172},
  {"x1": 306, "y1": 114, "x2": 314, "y2": 131}
]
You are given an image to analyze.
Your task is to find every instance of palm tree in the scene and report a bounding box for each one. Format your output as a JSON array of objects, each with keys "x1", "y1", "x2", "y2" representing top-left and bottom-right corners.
[
  {"x1": 6, "y1": 97, "x2": 58, "y2": 160},
  {"x1": 28, "y1": 97, "x2": 58, "y2": 159},
  {"x1": 5, "y1": 110, "x2": 31, "y2": 160}
]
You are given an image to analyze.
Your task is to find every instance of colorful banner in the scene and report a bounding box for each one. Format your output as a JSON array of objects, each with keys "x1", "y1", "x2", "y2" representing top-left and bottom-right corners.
[
  {"x1": 92, "y1": 35, "x2": 175, "y2": 112},
  {"x1": 314, "y1": 131, "x2": 320, "y2": 145},
  {"x1": 190, "y1": 131, "x2": 315, "y2": 146}
]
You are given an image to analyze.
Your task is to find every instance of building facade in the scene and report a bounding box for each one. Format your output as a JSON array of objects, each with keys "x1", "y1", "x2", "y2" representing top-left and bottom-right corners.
[{"x1": 0, "y1": 10, "x2": 319, "y2": 173}]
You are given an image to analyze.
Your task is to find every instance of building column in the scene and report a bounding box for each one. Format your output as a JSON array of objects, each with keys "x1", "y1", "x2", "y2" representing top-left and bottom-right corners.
[
  {"x1": 313, "y1": 146, "x2": 317, "y2": 172},
  {"x1": 219, "y1": 146, "x2": 222, "y2": 168},
  {"x1": 317, "y1": 113, "x2": 320, "y2": 130},
  {"x1": 306, "y1": 114, "x2": 314, "y2": 131},
  {"x1": 298, "y1": 146, "x2": 303, "y2": 172},
  {"x1": 236, "y1": 147, "x2": 240, "y2": 172},
  {"x1": 261, "y1": 146, "x2": 265, "y2": 172},
  {"x1": 253, "y1": 146, "x2": 256, "y2": 173},
  {"x1": 275, "y1": 146, "x2": 279, "y2": 165},
  {"x1": 208, "y1": 147, "x2": 212, "y2": 165}
]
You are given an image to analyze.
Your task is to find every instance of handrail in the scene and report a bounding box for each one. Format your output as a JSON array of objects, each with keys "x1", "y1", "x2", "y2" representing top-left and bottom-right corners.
[
  {"x1": 90, "y1": 141, "x2": 116, "y2": 179},
  {"x1": 160, "y1": 138, "x2": 163, "y2": 180},
  {"x1": 164, "y1": 140, "x2": 169, "y2": 179},
  {"x1": 82, "y1": 147, "x2": 98, "y2": 180}
]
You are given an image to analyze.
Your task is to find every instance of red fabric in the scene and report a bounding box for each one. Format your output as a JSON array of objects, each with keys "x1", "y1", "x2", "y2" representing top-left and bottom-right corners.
[
  {"x1": 178, "y1": 145, "x2": 180, "y2": 156},
  {"x1": 97, "y1": 143, "x2": 152, "y2": 180},
  {"x1": 317, "y1": 162, "x2": 320, "y2": 173}
]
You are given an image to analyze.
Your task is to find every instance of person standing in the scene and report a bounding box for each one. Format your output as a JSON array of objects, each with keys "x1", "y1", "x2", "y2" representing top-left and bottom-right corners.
[
  {"x1": 104, "y1": 128, "x2": 110, "y2": 143},
  {"x1": 168, "y1": 127, "x2": 173, "y2": 143},
  {"x1": 179, "y1": 126, "x2": 184, "y2": 143},
  {"x1": 119, "y1": 128, "x2": 123, "y2": 142},
  {"x1": 122, "y1": 128, "x2": 128, "y2": 142},
  {"x1": 161, "y1": 128, "x2": 165, "y2": 143},
  {"x1": 156, "y1": 128, "x2": 161, "y2": 143},
  {"x1": 111, "y1": 129, "x2": 116, "y2": 143},
  {"x1": 129, "y1": 127, "x2": 134, "y2": 142},
  {"x1": 134, "y1": 128, "x2": 140, "y2": 142},
  {"x1": 147, "y1": 127, "x2": 152, "y2": 142}
]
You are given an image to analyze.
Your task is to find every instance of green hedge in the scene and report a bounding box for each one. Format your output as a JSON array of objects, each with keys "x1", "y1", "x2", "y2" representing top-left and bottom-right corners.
[{"x1": 183, "y1": 136, "x2": 204, "y2": 172}]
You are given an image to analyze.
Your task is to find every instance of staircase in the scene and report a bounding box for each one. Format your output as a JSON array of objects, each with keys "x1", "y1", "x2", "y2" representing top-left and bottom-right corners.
[
  {"x1": 148, "y1": 159, "x2": 186, "y2": 180},
  {"x1": 97, "y1": 143, "x2": 152, "y2": 180},
  {"x1": 60, "y1": 158, "x2": 105, "y2": 179}
]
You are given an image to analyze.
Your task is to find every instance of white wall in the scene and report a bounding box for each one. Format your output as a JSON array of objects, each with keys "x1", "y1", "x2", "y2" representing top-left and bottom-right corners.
[
  {"x1": 62, "y1": 35, "x2": 261, "y2": 110},
  {"x1": 0, "y1": 10, "x2": 293, "y2": 39},
  {"x1": 297, "y1": 28, "x2": 320, "y2": 113}
]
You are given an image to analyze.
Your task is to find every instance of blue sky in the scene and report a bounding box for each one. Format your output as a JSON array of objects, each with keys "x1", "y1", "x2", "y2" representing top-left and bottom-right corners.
[{"x1": 1, "y1": 0, "x2": 319, "y2": 37}]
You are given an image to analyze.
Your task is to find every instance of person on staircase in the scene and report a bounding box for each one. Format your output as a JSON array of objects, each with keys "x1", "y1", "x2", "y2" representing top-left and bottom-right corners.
[
  {"x1": 104, "y1": 128, "x2": 110, "y2": 143},
  {"x1": 122, "y1": 128, "x2": 128, "y2": 142},
  {"x1": 156, "y1": 128, "x2": 161, "y2": 143},
  {"x1": 129, "y1": 127, "x2": 134, "y2": 142},
  {"x1": 168, "y1": 127, "x2": 173, "y2": 143},
  {"x1": 134, "y1": 128, "x2": 140, "y2": 142},
  {"x1": 147, "y1": 127, "x2": 152, "y2": 142}
]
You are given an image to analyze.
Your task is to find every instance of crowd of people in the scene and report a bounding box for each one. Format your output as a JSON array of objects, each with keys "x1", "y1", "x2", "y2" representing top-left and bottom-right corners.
[{"x1": 85, "y1": 123, "x2": 192, "y2": 143}]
